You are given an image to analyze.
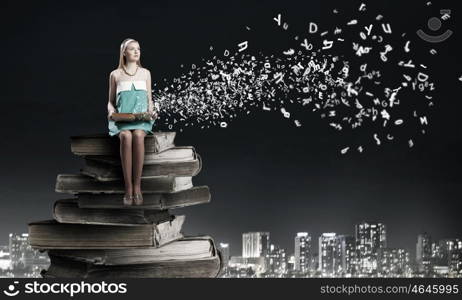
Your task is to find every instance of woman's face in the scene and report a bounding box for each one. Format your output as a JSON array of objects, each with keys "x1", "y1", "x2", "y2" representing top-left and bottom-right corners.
[{"x1": 124, "y1": 42, "x2": 140, "y2": 62}]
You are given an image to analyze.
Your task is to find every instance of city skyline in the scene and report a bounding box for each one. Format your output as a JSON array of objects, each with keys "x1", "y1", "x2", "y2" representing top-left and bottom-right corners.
[
  {"x1": 0, "y1": 221, "x2": 462, "y2": 277},
  {"x1": 206, "y1": 219, "x2": 460, "y2": 258},
  {"x1": 2, "y1": 0, "x2": 462, "y2": 267},
  {"x1": 219, "y1": 224, "x2": 461, "y2": 277},
  {"x1": 2, "y1": 219, "x2": 460, "y2": 258},
  {"x1": 2, "y1": 220, "x2": 461, "y2": 278},
  {"x1": 220, "y1": 224, "x2": 460, "y2": 262}
]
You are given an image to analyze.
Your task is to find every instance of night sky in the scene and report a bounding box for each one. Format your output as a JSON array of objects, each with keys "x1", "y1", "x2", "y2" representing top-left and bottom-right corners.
[{"x1": 1, "y1": 0, "x2": 461, "y2": 258}]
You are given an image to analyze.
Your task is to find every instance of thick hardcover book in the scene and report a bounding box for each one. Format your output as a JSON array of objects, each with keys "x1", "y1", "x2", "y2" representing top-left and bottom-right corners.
[
  {"x1": 53, "y1": 198, "x2": 172, "y2": 225},
  {"x1": 28, "y1": 216, "x2": 185, "y2": 249},
  {"x1": 42, "y1": 236, "x2": 222, "y2": 278},
  {"x1": 70, "y1": 132, "x2": 176, "y2": 155},
  {"x1": 47, "y1": 235, "x2": 218, "y2": 265},
  {"x1": 77, "y1": 186, "x2": 211, "y2": 209},
  {"x1": 55, "y1": 174, "x2": 193, "y2": 194},
  {"x1": 80, "y1": 147, "x2": 202, "y2": 181}
]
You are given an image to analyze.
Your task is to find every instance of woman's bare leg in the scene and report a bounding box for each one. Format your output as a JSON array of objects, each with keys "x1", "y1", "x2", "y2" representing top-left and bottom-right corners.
[
  {"x1": 132, "y1": 129, "x2": 146, "y2": 196},
  {"x1": 118, "y1": 130, "x2": 133, "y2": 198}
]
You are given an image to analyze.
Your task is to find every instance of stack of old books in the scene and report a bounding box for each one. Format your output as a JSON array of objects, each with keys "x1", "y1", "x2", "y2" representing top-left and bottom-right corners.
[{"x1": 28, "y1": 132, "x2": 223, "y2": 278}]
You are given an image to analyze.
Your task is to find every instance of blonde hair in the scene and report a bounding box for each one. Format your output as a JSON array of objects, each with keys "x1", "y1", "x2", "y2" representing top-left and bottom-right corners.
[{"x1": 117, "y1": 38, "x2": 143, "y2": 69}]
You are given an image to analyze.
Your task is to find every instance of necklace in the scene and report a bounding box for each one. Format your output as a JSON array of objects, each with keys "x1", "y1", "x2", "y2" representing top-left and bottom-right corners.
[{"x1": 122, "y1": 65, "x2": 139, "y2": 76}]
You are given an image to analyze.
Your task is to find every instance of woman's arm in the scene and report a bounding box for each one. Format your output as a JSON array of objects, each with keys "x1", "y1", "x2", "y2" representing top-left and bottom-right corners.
[
  {"x1": 107, "y1": 71, "x2": 117, "y2": 120},
  {"x1": 146, "y1": 69, "x2": 154, "y2": 112}
]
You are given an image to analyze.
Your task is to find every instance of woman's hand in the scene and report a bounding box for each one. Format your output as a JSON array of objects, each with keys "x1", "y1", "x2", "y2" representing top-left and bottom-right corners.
[{"x1": 108, "y1": 111, "x2": 115, "y2": 121}]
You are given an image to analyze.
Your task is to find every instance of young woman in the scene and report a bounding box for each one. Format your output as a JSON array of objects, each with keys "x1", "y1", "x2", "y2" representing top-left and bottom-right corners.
[{"x1": 107, "y1": 38, "x2": 157, "y2": 206}]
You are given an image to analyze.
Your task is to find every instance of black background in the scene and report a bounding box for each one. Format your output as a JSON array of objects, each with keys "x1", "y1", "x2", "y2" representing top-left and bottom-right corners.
[{"x1": 1, "y1": 0, "x2": 461, "y2": 258}]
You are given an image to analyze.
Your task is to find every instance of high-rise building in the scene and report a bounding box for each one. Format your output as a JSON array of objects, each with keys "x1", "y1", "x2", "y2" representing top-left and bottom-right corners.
[
  {"x1": 336, "y1": 234, "x2": 356, "y2": 276},
  {"x1": 310, "y1": 252, "x2": 319, "y2": 272},
  {"x1": 9, "y1": 233, "x2": 33, "y2": 269},
  {"x1": 287, "y1": 255, "x2": 295, "y2": 272},
  {"x1": 294, "y1": 232, "x2": 311, "y2": 273},
  {"x1": 449, "y1": 239, "x2": 462, "y2": 275},
  {"x1": 218, "y1": 242, "x2": 230, "y2": 270},
  {"x1": 438, "y1": 238, "x2": 462, "y2": 275},
  {"x1": 9, "y1": 233, "x2": 49, "y2": 277},
  {"x1": 416, "y1": 232, "x2": 432, "y2": 274},
  {"x1": 267, "y1": 243, "x2": 287, "y2": 275},
  {"x1": 0, "y1": 246, "x2": 11, "y2": 272},
  {"x1": 242, "y1": 232, "x2": 270, "y2": 258},
  {"x1": 355, "y1": 221, "x2": 387, "y2": 274},
  {"x1": 318, "y1": 233, "x2": 338, "y2": 276},
  {"x1": 378, "y1": 248, "x2": 411, "y2": 277},
  {"x1": 431, "y1": 241, "x2": 444, "y2": 265}
]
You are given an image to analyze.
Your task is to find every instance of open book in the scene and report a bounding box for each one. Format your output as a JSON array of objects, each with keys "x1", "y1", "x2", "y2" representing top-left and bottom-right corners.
[{"x1": 110, "y1": 112, "x2": 157, "y2": 122}]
